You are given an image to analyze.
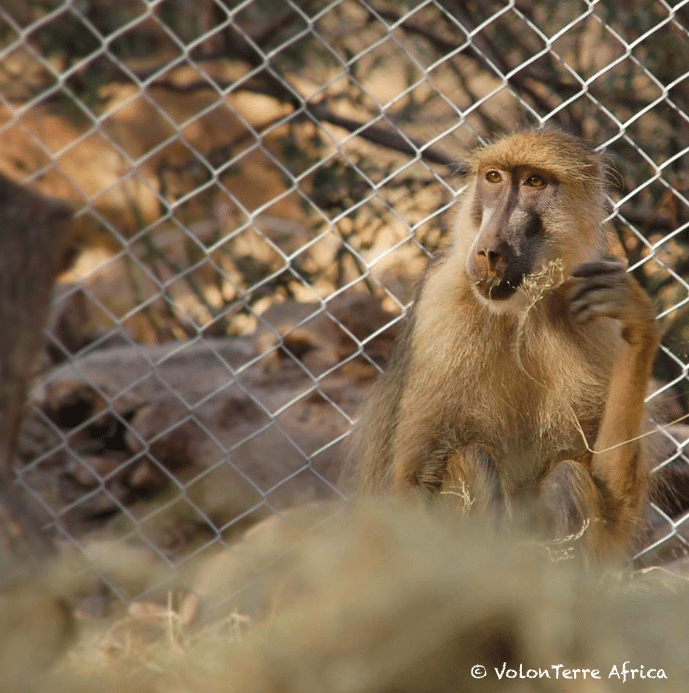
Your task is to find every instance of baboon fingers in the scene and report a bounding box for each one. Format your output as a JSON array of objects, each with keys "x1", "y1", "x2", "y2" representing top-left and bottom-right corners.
[
  {"x1": 569, "y1": 263, "x2": 658, "y2": 337},
  {"x1": 570, "y1": 260, "x2": 626, "y2": 278},
  {"x1": 569, "y1": 263, "x2": 628, "y2": 321},
  {"x1": 569, "y1": 275, "x2": 621, "y2": 304},
  {"x1": 571, "y1": 298, "x2": 627, "y2": 323}
]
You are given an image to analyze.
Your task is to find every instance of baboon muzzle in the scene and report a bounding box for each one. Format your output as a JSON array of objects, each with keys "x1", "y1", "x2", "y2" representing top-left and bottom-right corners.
[
  {"x1": 468, "y1": 203, "x2": 543, "y2": 302},
  {"x1": 469, "y1": 239, "x2": 523, "y2": 301}
]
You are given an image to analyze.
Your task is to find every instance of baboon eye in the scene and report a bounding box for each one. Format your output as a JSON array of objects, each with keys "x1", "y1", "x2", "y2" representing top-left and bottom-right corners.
[
  {"x1": 485, "y1": 170, "x2": 502, "y2": 183},
  {"x1": 526, "y1": 174, "x2": 546, "y2": 188}
]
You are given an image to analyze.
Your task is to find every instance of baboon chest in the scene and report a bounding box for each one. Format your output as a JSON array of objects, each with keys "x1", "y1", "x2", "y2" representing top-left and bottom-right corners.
[{"x1": 432, "y1": 333, "x2": 604, "y2": 488}]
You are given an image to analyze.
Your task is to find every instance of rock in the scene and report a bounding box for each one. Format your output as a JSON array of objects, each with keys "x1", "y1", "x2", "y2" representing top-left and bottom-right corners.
[
  {"x1": 19, "y1": 322, "x2": 363, "y2": 546},
  {"x1": 254, "y1": 291, "x2": 400, "y2": 377},
  {"x1": 128, "y1": 458, "x2": 168, "y2": 494}
]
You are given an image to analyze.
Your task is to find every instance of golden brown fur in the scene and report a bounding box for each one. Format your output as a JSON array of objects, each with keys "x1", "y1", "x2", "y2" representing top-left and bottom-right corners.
[{"x1": 353, "y1": 130, "x2": 661, "y2": 561}]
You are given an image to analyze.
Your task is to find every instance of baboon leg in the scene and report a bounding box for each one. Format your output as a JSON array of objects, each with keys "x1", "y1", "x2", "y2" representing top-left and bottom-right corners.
[
  {"x1": 438, "y1": 445, "x2": 504, "y2": 516},
  {"x1": 538, "y1": 460, "x2": 605, "y2": 558}
]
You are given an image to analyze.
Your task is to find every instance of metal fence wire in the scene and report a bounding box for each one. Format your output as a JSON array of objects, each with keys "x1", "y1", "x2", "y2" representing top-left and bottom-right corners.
[{"x1": 2, "y1": 0, "x2": 689, "y2": 601}]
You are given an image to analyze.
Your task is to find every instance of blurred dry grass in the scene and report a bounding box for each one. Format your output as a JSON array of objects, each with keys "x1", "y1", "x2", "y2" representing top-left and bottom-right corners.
[{"x1": 5, "y1": 500, "x2": 688, "y2": 693}]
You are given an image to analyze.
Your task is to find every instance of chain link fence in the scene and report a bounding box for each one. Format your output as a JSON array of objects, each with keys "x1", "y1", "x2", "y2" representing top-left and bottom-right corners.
[{"x1": 2, "y1": 0, "x2": 689, "y2": 602}]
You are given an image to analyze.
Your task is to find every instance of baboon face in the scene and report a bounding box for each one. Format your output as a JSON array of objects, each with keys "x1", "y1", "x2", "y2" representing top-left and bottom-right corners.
[{"x1": 466, "y1": 165, "x2": 557, "y2": 305}]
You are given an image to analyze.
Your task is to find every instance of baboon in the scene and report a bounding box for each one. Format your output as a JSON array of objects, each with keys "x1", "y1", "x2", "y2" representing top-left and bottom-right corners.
[{"x1": 353, "y1": 129, "x2": 662, "y2": 561}]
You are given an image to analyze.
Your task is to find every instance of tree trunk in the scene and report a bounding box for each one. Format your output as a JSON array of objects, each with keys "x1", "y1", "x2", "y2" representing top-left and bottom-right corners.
[{"x1": 0, "y1": 173, "x2": 72, "y2": 565}]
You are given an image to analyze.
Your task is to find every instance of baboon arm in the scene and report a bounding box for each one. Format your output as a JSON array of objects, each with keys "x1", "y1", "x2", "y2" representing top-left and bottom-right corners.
[
  {"x1": 389, "y1": 402, "x2": 445, "y2": 492},
  {"x1": 586, "y1": 275, "x2": 660, "y2": 543}
]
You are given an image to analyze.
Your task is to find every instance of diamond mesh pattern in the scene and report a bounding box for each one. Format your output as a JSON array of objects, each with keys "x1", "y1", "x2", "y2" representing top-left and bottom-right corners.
[{"x1": 2, "y1": 0, "x2": 688, "y2": 597}]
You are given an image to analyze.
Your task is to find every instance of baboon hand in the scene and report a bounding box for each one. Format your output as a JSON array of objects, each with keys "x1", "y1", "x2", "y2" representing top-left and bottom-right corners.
[{"x1": 569, "y1": 261, "x2": 659, "y2": 344}]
